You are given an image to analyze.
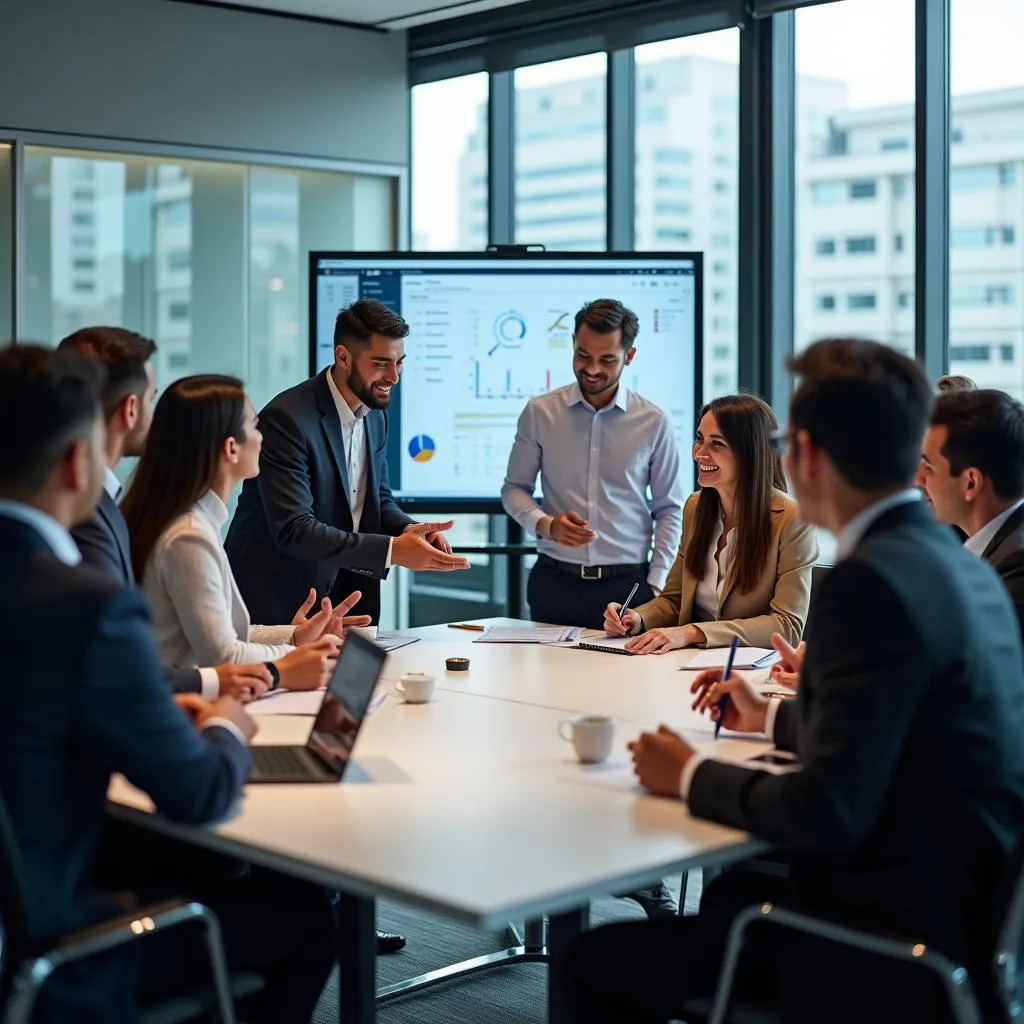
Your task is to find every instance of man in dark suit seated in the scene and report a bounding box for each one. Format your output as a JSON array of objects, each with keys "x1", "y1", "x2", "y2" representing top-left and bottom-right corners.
[
  {"x1": 0, "y1": 345, "x2": 336, "y2": 1022},
  {"x1": 225, "y1": 298, "x2": 469, "y2": 627},
  {"x1": 59, "y1": 326, "x2": 271, "y2": 701},
  {"x1": 917, "y1": 388, "x2": 1024, "y2": 640},
  {"x1": 561, "y1": 339, "x2": 1024, "y2": 1024}
]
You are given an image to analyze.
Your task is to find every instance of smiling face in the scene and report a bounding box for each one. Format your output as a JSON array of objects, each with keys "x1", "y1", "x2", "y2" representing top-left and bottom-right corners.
[
  {"x1": 916, "y1": 423, "x2": 968, "y2": 525},
  {"x1": 572, "y1": 323, "x2": 634, "y2": 402},
  {"x1": 693, "y1": 410, "x2": 738, "y2": 497},
  {"x1": 338, "y1": 334, "x2": 405, "y2": 410}
]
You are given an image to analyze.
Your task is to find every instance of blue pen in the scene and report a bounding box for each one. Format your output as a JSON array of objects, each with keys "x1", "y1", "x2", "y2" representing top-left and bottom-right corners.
[{"x1": 714, "y1": 636, "x2": 741, "y2": 740}]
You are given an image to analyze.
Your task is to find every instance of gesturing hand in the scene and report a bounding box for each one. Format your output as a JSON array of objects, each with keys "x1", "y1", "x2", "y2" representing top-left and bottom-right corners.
[
  {"x1": 549, "y1": 511, "x2": 597, "y2": 547},
  {"x1": 404, "y1": 520, "x2": 455, "y2": 554},
  {"x1": 292, "y1": 589, "x2": 372, "y2": 645},
  {"x1": 391, "y1": 530, "x2": 471, "y2": 572},
  {"x1": 768, "y1": 633, "x2": 806, "y2": 691},
  {"x1": 689, "y1": 669, "x2": 769, "y2": 734}
]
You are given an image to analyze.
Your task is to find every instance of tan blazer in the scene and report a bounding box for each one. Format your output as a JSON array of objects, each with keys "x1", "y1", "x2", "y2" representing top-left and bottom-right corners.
[{"x1": 633, "y1": 489, "x2": 818, "y2": 648}]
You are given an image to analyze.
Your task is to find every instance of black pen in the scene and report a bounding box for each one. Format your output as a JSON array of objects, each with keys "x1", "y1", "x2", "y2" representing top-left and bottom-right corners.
[{"x1": 618, "y1": 581, "x2": 640, "y2": 621}]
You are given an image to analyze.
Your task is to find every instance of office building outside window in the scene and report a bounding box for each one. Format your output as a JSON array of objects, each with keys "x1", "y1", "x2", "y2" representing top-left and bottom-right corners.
[
  {"x1": 0, "y1": 145, "x2": 11, "y2": 341},
  {"x1": 635, "y1": 30, "x2": 740, "y2": 401},
  {"x1": 948, "y1": 0, "x2": 1024, "y2": 398},
  {"x1": 514, "y1": 54, "x2": 607, "y2": 251},
  {"x1": 412, "y1": 74, "x2": 488, "y2": 250}
]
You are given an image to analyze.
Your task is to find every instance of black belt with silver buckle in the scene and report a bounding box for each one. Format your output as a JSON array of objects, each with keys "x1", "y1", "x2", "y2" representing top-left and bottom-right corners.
[{"x1": 537, "y1": 555, "x2": 649, "y2": 581}]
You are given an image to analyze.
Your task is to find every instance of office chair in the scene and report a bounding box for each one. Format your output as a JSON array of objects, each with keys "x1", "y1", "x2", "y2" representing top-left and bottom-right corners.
[{"x1": 0, "y1": 789, "x2": 262, "y2": 1023}]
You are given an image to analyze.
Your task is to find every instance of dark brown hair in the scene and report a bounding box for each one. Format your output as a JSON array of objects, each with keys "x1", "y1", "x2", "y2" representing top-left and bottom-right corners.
[
  {"x1": 788, "y1": 338, "x2": 931, "y2": 493},
  {"x1": 0, "y1": 345, "x2": 103, "y2": 493},
  {"x1": 937, "y1": 374, "x2": 976, "y2": 394},
  {"x1": 574, "y1": 299, "x2": 639, "y2": 349},
  {"x1": 932, "y1": 389, "x2": 1024, "y2": 500},
  {"x1": 121, "y1": 374, "x2": 246, "y2": 581},
  {"x1": 333, "y1": 299, "x2": 410, "y2": 350},
  {"x1": 58, "y1": 326, "x2": 156, "y2": 418},
  {"x1": 684, "y1": 394, "x2": 786, "y2": 595}
]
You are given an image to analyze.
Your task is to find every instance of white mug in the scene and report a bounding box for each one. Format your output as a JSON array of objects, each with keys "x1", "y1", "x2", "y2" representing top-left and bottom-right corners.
[
  {"x1": 558, "y1": 715, "x2": 617, "y2": 764},
  {"x1": 348, "y1": 625, "x2": 378, "y2": 642},
  {"x1": 391, "y1": 672, "x2": 435, "y2": 704}
]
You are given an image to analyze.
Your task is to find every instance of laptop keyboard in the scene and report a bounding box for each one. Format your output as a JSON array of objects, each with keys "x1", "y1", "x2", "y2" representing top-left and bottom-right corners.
[{"x1": 252, "y1": 746, "x2": 314, "y2": 778}]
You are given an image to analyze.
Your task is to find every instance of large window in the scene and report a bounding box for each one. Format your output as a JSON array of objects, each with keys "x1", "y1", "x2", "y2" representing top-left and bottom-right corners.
[
  {"x1": 947, "y1": 0, "x2": 1024, "y2": 398},
  {"x1": 412, "y1": 74, "x2": 488, "y2": 251},
  {"x1": 794, "y1": 0, "x2": 916, "y2": 356},
  {"x1": 514, "y1": 54, "x2": 607, "y2": 250},
  {"x1": 23, "y1": 147, "x2": 396, "y2": 411},
  {"x1": 636, "y1": 31, "x2": 740, "y2": 401},
  {"x1": 0, "y1": 145, "x2": 11, "y2": 341}
]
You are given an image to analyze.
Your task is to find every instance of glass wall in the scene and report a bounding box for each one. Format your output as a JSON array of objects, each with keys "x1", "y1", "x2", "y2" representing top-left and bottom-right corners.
[
  {"x1": 794, "y1": 0, "x2": 917, "y2": 356},
  {"x1": 22, "y1": 147, "x2": 395, "y2": 410},
  {"x1": 635, "y1": 30, "x2": 739, "y2": 400},
  {"x1": 947, "y1": 0, "x2": 1024, "y2": 398},
  {"x1": 0, "y1": 144, "x2": 11, "y2": 342},
  {"x1": 514, "y1": 53, "x2": 607, "y2": 250},
  {"x1": 412, "y1": 73, "x2": 489, "y2": 251}
]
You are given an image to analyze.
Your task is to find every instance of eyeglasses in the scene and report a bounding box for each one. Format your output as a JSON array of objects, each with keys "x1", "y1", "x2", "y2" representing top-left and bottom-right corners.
[{"x1": 770, "y1": 428, "x2": 790, "y2": 455}]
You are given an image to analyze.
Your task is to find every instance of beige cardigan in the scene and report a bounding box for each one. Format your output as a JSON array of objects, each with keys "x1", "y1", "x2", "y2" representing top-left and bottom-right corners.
[{"x1": 633, "y1": 489, "x2": 818, "y2": 648}]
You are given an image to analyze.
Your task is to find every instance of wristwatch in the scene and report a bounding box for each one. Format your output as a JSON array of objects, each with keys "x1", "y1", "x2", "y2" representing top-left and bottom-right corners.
[{"x1": 264, "y1": 661, "x2": 281, "y2": 691}]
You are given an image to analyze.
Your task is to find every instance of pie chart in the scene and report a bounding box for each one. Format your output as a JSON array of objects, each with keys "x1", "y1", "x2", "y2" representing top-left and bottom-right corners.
[{"x1": 408, "y1": 435, "x2": 436, "y2": 463}]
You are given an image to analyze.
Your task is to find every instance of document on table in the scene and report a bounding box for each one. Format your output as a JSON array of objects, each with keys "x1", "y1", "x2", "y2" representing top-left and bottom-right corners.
[
  {"x1": 474, "y1": 626, "x2": 583, "y2": 643},
  {"x1": 375, "y1": 632, "x2": 420, "y2": 653},
  {"x1": 561, "y1": 763, "x2": 645, "y2": 794},
  {"x1": 682, "y1": 647, "x2": 780, "y2": 671}
]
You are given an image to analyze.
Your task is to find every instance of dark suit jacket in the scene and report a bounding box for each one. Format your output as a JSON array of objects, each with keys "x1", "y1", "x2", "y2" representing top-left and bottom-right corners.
[
  {"x1": 981, "y1": 501, "x2": 1024, "y2": 643},
  {"x1": 0, "y1": 516, "x2": 251, "y2": 1021},
  {"x1": 72, "y1": 491, "x2": 203, "y2": 694},
  {"x1": 225, "y1": 370, "x2": 414, "y2": 625},
  {"x1": 688, "y1": 501, "x2": 1024, "y2": 1012}
]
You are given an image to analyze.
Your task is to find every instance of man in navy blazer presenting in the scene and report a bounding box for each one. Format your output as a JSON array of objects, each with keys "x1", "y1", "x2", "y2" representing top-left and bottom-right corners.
[
  {"x1": 0, "y1": 345, "x2": 335, "y2": 1021},
  {"x1": 226, "y1": 299, "x2": 469, "y2": 625}
]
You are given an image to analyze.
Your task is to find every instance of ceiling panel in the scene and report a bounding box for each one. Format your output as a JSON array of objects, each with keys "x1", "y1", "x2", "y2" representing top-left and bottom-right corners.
[{"x1": 204, "y1": 0, "x2": 535, "y2": 29}]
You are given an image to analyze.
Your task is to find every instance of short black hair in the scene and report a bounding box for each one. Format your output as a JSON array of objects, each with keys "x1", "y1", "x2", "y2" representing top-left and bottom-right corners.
[
  {"x1": 58, "y1": 326, "x2": 156, "y2": 418},
  {"x1": 574, "y1": 299, "x2": 639, "y2": 349},
  {"x1": 0, "y1": 344, "x2": 104, "y2": 493},
  {"x1": 788, "y1": 338, "x2": 932, "y2": 492},
  {"x1": 932, "y1": 389, "x2": 1024, "y2": 501},
  {"x1": 333, "y1": 299, "x2": 409, "y2": 349},
  {"x1": 937, "y1": 374, "x2": 977, "y2": 394}
]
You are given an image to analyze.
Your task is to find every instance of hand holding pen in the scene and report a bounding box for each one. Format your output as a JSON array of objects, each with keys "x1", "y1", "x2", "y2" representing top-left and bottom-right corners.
[
  {"x1": 603, "y1": 581, "x2": 641, "y2": 636},
  {"x1": 689, "y1": 644, "x2": 772, "y2": 736}
]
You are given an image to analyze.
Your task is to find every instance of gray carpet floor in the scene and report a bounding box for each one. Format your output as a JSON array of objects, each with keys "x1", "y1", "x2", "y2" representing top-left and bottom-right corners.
[{"x1": 313, "y1": 873, "x2": 701, "y2": 1023}]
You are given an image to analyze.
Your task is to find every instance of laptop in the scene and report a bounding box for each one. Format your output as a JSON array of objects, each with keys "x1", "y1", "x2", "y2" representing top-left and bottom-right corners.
[{"x1": 248, "y1": 631, "x2": 386, "y2": 784}]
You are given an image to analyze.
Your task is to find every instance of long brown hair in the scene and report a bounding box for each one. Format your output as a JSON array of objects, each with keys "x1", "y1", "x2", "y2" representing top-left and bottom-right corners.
[
  {"x1": 684, "y1": 394, "x2": 786, "y2": 595},
  {"x1": 121, "y1": 374, "x2": 247, "y2": 581}
]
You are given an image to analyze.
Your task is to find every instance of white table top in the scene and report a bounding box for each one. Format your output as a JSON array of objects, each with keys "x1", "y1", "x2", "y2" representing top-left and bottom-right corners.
[{"x1": 110, "y1": 618, "x2": 771, "y2": 928}]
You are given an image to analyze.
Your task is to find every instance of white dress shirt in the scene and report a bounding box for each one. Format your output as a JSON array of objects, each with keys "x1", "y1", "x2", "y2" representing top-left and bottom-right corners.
[
  {"x1": 679, "y1": 488, "x2": 922, "y2": 801},
  {"x1": 103, "y1": 467, "x2": 122, "y2": 501},
  {"x1": 501, "y1": 382, "x2": 684, "y2": 591},
  {"x1": 964, "y1": 498, "x2": 1024, "y2": 557},
  {"x1": 143, "y1": 490, "x2": 296, "y2": 669},
  {"x1": 693, "y1": 514, "x2": 736, "y2": 620},
  {"x1": 0, "y1": 499, "x2": 241, "y2": 741},
  {"x1": 325, "y1": 369, "x2": 395, "y2": 566}
]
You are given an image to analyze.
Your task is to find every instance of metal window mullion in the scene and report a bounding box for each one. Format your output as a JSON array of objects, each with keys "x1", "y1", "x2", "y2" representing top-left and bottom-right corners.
[
  {"x1": 606, "y1": 47, "x2": 636, "y2": 253},
  {"x1": 914, "y1": 0, "x2": 950, "y2": 378},
  {"x1": 488, "y1": 70, "x2": 515, "y2": 246},
  {"x1": 12, "y1": 138, "x2": 25, "y2": 339}
]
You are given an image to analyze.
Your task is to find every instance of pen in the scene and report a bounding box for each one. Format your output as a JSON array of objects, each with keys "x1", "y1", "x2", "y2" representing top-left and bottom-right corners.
[
  {"x1": 617, "y1": 581, "x2": 640, "y2": 621},
  {"x1": 449, "y1": 623, "x2": 486, "y2": 632},
  {"x1": 714, "y1": 636, "x2": 741, "y2": 740}
]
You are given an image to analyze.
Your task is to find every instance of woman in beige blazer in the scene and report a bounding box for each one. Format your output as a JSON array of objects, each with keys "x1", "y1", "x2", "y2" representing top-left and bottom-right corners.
[{"x1": 604, "y1": 393, "x2": 818, "y2": 653}]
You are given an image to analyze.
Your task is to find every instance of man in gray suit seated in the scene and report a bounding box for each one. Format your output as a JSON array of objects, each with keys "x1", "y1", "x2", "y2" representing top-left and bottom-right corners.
[{"x1": 917, "y1": 387, "x2": 1024, "y2": 639}]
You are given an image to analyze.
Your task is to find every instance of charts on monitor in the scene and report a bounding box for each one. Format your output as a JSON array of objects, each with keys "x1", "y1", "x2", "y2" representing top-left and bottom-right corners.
[{"x1": 311, "y1": 255, "x2": 700, "y2": 501}]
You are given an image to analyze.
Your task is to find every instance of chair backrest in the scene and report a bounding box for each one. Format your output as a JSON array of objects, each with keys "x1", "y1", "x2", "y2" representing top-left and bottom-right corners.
[
  {"x1": 810, "y1": 563, "x2": 832, "y2": 606},
  {"x1": 992, "y1": 832, "x2": 1024, "y2": 1020}
]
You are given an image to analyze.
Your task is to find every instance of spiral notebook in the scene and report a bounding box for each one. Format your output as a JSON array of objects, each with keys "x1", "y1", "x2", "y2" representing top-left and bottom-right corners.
[{"x1": 573, "y1": 636, "x2": 636, "y2": 655}]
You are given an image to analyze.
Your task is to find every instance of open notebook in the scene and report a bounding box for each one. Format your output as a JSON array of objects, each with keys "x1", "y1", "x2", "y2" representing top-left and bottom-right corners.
[
  {"x1": 682, "y1": 647, "x2": 780, "y2": 670},
  {"x1": 573, "y1": 636, "x2": 636, "y2": 655}
]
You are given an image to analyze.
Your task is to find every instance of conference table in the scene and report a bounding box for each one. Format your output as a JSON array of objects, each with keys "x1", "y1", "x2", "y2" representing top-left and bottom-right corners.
[{"x1": 109, "y1": 618, "x2": 776, "y2": 1023}]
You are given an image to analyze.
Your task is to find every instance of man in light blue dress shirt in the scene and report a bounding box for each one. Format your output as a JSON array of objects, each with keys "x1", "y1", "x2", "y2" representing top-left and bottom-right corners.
[{"x1": 502, "y1": 298, "x2": 684, "y2": 630}]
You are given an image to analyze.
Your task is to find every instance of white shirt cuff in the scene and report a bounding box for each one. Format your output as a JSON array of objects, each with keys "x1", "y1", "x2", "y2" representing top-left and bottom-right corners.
[
  {"x1": 679, "y1": 754, "x2": 707, "y2": 802},
  {"x1": 385, "y1": 536, "x2": 394, "y2": 569},
  {"x1": 198, "y1": 667, "x2": 220, "y2": 699},
  {"x1": 200, "y1": 717, "x2": 248, "y2": 746},
  {"x1": 525, "y1": 508, "x2": 549, "y2": 538},
  {"x1": 763, "y1": 697, "x2": 782, "y2": 741}
]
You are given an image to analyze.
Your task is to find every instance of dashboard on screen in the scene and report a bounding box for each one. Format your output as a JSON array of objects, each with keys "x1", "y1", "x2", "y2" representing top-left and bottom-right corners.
[{"x1": 309, "y1": 252, "x2": 702, "y2": 506}]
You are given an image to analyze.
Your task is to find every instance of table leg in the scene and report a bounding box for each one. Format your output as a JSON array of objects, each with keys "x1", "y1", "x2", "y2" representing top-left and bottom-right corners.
[
  {"x1": 337, "y1": 892, "x2": 377, "y2": 1024},
  {"x1": 546, "y1": 905, "x2": 589, "y2": 1024}
]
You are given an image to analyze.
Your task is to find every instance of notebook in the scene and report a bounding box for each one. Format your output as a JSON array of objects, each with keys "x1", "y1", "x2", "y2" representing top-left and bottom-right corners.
[
  {"x1": 474, "y1": 626, "x2": 583, "y2": 643},
  {"x1": 573, "y1": 635, "x2": 636, "y2": 655},
  {"x1": 682, "y1": 647, "x2": 780, "y2": 671}
]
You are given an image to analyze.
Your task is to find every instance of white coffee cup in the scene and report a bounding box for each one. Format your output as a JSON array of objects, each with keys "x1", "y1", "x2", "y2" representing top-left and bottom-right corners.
[
  {"x1": 558, "y1": 715, "x2": 617, "y2": 764},
  {"x1": 391, "y1": 672, "x2": 435, "y2": 704},
  {"x1": 348, "y1": 625, "x2": 378, "y2": 642}
]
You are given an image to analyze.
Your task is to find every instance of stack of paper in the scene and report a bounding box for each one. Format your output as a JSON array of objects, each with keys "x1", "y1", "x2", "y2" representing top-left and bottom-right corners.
[
  {"x1": 681, "y1": 647, "x2": 780, "y2": 671},
  {"x1": 474, "y1": 626, "x2": 583, "y2": 643}
]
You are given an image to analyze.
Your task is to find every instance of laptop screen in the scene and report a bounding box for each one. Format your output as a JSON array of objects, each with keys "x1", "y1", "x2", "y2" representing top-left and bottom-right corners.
[{"x1": 306, "y1": 632, "x2": 386, "y2": 776}]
